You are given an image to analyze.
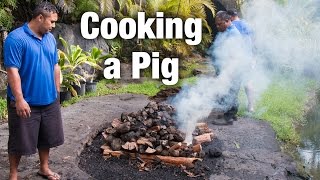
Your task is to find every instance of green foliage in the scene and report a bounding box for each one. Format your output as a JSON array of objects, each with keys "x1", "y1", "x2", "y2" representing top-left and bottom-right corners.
[
  {"x1": 84, "y1": 46, "x2": 111, "y2": 82},
  {"x1": 71, "y1": 0, "x2": 99, "y2": 21},
  {"x1": 104, "y1": 0, "x2": 216, "y2": 59},
  {"x1": 100, "y1": 0, "x2": 114, "y2": 16},
  {"x1": 61, "y1": 77, "x2": 197, "y2": 106},
  {"x1": 179, "y1": 59, "x2": 205, "y2": 79},
  {"x1": 0, "y1": 0, "x2": 17, "y2": 7},
  {"x1": 0, "y1": 98, "x2": 7, "y2": 121},
  {"x1": 238, "y1": 76, "x2": 317, "y2": 144},
  {"x1": 115, "y1": 0, "x2": 140, "y2": 18},
  {"x1": 58, "y1": 37, "x2": 111, "y2": 95},
  {"x1": 58, "y1": 37, "x2": 87, "y2": 95},
  {"x1": 0, "y1": 0, "x2": 16, "y2": 30},
  {"x1": 108, "y1": 38, "x2": 124, "y2": 59}
]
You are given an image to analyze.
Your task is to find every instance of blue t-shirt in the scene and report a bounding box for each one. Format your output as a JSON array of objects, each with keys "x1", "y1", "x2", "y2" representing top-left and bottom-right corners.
[
  {"x1": 4, "y1": 23, "x2": 58, "y2": 106},
  {"x1": 209, "y1": 24, "x2": 241, "y2": 75},
  {"x1": 213, "y1": 24, "x2": 241, "y2": 46},
  {"x1": 232, "y1": 20, "x2": 253, "y2": 36}
]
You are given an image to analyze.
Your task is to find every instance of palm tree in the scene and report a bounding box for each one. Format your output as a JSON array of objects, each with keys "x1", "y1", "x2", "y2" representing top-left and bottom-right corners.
[{"x1": 142, "y1": 0, "x2": 215, "y2": 57}]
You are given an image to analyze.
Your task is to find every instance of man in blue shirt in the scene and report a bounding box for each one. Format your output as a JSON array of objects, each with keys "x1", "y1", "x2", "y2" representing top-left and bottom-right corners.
[
  {"x1": 227, "y1": 9, "x2": 253, "y2": 37},
  {"x1": 209, "y1": 11, "x2": 243, "y2": 125},
  {"x1": 211, "y1": 11, "x2": 241, "y2": 76},
  {"x1": 227, "y1": 9, "x2": 255, "y2": 113},
  {"x1": 4, "y1": 2, "x2": 63, "y2": 180}
]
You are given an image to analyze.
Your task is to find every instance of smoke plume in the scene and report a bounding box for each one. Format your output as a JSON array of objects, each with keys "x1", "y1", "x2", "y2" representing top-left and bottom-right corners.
[{"x1": 172, "y1": 0, "x2": 320, "y2": 144}]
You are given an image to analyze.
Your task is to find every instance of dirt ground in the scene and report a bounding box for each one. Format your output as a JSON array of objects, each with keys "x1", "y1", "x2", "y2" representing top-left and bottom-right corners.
[{"x1": 0, "y1": 92, "x2": 306, "y2": 179}]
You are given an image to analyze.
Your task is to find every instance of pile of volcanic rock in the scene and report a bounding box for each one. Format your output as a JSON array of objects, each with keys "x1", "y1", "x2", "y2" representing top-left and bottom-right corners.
[{"x1": 101, "y1": 102, "x2": 214, "y2": 170}]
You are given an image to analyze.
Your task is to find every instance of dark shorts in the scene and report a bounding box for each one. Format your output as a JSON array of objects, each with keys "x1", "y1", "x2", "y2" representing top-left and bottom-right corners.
[{"x1": 7, "y1": 98, "x2": 64, "y2": 155}]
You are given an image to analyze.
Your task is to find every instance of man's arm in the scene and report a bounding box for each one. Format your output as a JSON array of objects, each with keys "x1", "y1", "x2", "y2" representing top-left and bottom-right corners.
[
  {"x1": 54, "y1": 64, "x2": 61, "y2": 93},
  {"x1": 6, "y1": 67, "x2": 31, "y2": 118}
]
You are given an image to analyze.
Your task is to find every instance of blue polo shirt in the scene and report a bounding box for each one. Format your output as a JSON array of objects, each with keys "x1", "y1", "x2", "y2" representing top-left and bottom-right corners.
[
  {"x1": 232, "y1": 20, "x2": 253, "y2": 36},
  {"x1": 214, "y1": 24, "x2": 241, "y2": 46},
  {"x1": 4, "y1": 23, "x2": 58, "y2": 106},
  {"x1": 208, "y1": 24, "x2": 241, "y2": 75},
  {"x1": 232, "y1": 20, "x2": 253, "y2": 53}
]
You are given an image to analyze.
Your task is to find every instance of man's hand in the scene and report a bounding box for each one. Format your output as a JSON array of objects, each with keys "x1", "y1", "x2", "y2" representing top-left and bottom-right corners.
[
  {"x1": 15, "y1": 99, "x2": 31, "y2": 118},
  {"x1": 6, "y1": 67, "x2": 31, "y2": 118}
]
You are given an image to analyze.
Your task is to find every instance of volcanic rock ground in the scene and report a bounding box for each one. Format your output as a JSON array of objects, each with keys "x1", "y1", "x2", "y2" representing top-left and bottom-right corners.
[{"x1": 0, "y1": 93, "x2": 305, "y2": 179}]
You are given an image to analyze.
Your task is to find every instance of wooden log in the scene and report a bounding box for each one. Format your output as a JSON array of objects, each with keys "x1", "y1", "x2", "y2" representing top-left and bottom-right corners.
[
  {"x1": 111, "y1": 118, "x2": 122, "y2": 128},
  {"x1": 137, "y1": 154, "x2": 201, "y2": 168},
  {"x1": 145, "y1": 147, "x2": 156, "y2": 154},
  {"x1": 102, "y1": 132, "x2": 108, "y2": 140},
  {"x1": 169, "y1": 142, "x2": 182, "y2": 151},
  {"x1": 192, "y1": 144, "x2": 202, "y2": 153},
  {"x1": 101, "y1": 144, "x2": 111, "y2": 150},
  {"x1": 193, "y1": 133, "x2": 214, "y2": 145},
  {"x1": 102, "y1": 149, "x2": 123, "y2": 158},
  {"x1": 122, "y1": 142, "x2": 138, "y2": 151},
  {"x1": 137, "y1": 137, "x2": 153, "y2": 147},
  {"x1": 196, "y1": 123, "x2": 212, "y2": 134}
]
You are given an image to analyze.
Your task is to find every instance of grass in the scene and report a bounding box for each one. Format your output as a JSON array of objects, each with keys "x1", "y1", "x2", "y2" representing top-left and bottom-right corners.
[
  {"x1": 238, "y1": 76, "x2": 318, "y2": 144},
  {"x1": 0, "y1": 97, "x2": 7, "y2": 122},
  {"x1": 179, "y1": 59, "x2": 208, "y2": 79},
  {"x1": 61, "y1": 77, "x2": 198, "y2": 107}
]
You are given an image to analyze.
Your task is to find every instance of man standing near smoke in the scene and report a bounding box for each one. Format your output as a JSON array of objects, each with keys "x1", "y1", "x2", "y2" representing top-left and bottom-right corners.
[
  {"x1": 227, "y1": 9, "x2": 255, "y2": 113},
  {"x1": 210, "y1": 11, "x2": 244, "y2": 125},
  {"x1": 4, "y1": 2, "x2": 63, "y2": 180}
]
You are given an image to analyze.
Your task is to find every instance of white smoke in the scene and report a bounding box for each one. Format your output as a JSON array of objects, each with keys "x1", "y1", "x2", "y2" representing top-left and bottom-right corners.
[
  {"x1": 243, "y1": 0, "x2": 320, "y2": 77},
  {"x1": 172, "y1": 0, "x2": 320, "y2": 144}
]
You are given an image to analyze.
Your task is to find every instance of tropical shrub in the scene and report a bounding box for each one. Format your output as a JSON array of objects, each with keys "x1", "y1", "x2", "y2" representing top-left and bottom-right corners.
[
  {"x1": 0, "y1": 0, "x2": 17, "y2": 30},
  {"x1": 84, "y1": 46, "x2": 111, "y2": 82},
  {"x1": 58, "y1": 37, "x2": 88, "y2": 96},
  {"x1": 0, "y1": 97, "x2": 7, "y2": 121}
]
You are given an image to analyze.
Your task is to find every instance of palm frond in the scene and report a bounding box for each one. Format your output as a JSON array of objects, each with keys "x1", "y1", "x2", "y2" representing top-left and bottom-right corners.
[{"x1": 99, "y1": 0, "x2": 114, "y2": 16}]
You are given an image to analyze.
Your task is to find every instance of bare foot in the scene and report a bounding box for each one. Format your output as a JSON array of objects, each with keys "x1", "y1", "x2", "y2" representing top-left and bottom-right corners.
[{"x1": 9, "y1": 172, "x2": 18, "y2": 180}]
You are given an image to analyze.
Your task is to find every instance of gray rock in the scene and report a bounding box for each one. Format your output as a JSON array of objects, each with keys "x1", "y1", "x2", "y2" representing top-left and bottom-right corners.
[{"x1": 51, "y1": 23, "x2": 109, "y2": 53}]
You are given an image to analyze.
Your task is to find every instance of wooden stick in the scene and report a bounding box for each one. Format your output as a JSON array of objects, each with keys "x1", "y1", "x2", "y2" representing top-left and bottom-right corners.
[
  {"x1": 169, "y1": 142, "x2": 182, "y2": 151},
  {"x1": 196, "y1": 123, "x2": 212, "y2": 133},
  {"x1": 193, "y1": 133, "x2": 214, "y2": 144},
  {"x1": 103, "y1": 149, "x2": 123, "y2": 158},
  {"x1": 192, "y1": 144, "x2": 202, "y2": 153},
  {"x1": 111, "y1": 118, "x2": 122, "y2": 128},
  {"x1": 136, "y1": 154, "x2": 201, "y2": 168},
  {"x1": 102, "y1": 149, "x2": 201, "y2": 167}
]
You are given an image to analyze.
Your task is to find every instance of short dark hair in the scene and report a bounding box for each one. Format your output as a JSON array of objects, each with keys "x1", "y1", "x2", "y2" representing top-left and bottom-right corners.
[
  {"x1": 32, "y1": 1, "x2": 59, "y2": 19},
  {"x1": 227, "y1": 9, "x2": 238, "y2": 17},
  {"x1": 215, "y1": 11, "x2": 231, "y2": 21}
]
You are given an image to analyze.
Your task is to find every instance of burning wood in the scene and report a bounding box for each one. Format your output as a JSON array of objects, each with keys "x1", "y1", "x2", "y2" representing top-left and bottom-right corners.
[
  {"x1": 122, "y1": 142, "x2": 138, "y2": 151},
  {"x1": 192, "y1": 144, "x2": 202, "y2": 153},
  {"x1": 102, "y1": 148, "x2": 201, "y2": 168},
  {"x1": 193, "y1": 133, "x2": 214, "y2": 145},
  {"x1": 101, "y1": 102, "x2": 214, "y2": 170}
]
